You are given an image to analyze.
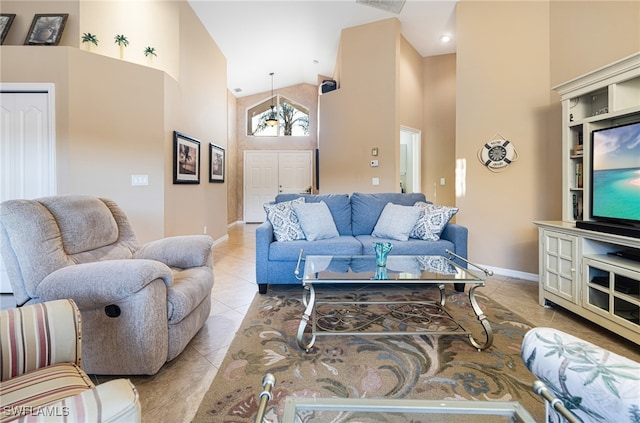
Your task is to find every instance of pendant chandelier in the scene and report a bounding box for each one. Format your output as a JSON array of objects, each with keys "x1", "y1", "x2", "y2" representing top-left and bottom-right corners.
[{"x1": 266, "y1": 72, "x2": 278, "y2": 127}]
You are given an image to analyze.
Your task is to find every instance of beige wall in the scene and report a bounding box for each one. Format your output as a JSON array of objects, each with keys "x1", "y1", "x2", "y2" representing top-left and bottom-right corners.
[
  {"x1": 1, "y1": 1, "x2": 229, "y2": 243},
  {"x1": 164, "y1": 2, "x2": 228, "y2": 240},
  {"x1": 457, "y1": 1, "x2": 552, "y2": 274},
  {"x1": 319, "y1": 19, "x2": 401, "y2": 193},
  {"x1": 456, "y1": 0, "x2": 640, "y2": 275},
  {"x1": 423, "y1": 54, "x2": 457, "y2": 208},
  {"x1": 549, "y1": 1, "x2": 640, "y2": 88}
]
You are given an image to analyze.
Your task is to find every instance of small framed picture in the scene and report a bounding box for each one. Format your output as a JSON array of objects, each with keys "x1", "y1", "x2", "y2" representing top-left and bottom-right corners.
[
  {"x1": 209, "y1": 143, "x2": 225, "y2": 183},
  {"x1": 24, "y1": 14, "x2": 68, "y2": 46},
  {"x1": 173, "y1": 131, "x2": 200, "y2": 184},
  {"x1": 0, "y1": 14, "x2": 15, "y2": 45}
]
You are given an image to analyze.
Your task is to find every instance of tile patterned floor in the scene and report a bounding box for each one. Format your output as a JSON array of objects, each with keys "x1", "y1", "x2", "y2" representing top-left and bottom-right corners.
[{"x1": 2, "y1": 223, "x2": 638, "y2": 422}]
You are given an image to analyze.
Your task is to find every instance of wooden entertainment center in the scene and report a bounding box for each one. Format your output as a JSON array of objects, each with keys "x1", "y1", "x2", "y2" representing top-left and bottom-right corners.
[{"x1": 535, "y1": 52, "x2": 640, "y2": 345}]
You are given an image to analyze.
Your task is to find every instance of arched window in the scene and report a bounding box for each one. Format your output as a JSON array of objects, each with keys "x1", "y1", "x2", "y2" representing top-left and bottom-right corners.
[{"x1": 247, "y1": 95, "x2": 309, "y2": 137}]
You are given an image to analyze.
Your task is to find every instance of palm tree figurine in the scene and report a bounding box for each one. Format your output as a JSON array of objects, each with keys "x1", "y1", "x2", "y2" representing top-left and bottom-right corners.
[
  {"x1": 114, "y1": 34, "x2": 129, "y2": 59},
  {"x1": 144, "y1": 47, "x2": 158, "y2": 59},
  {"x1": 81, "y1": 33, "x2": 98, "y2": 51}
]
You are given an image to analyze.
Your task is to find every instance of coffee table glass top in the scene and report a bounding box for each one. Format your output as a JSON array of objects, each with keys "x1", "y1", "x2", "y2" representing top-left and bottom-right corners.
[
  {"x1": 301, "y1": 255, "x2": 484, "y2": 283},
  {"x1": 282, "y1": 398, "x2": 536, "y2": 423}
]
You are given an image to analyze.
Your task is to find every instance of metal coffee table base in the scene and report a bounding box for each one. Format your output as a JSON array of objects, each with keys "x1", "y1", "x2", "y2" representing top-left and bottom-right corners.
[{"x1": 296, "y1": 281, "x2": 494, "y2": 352}]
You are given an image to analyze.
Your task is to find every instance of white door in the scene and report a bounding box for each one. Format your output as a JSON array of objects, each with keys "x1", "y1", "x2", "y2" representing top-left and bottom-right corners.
[
  {"x1": 243, "y1": 150, "x2": 312, "y2": 223},
  {"x1": 244, "y1": 151, "x2": 279, "y2": 223},
  {"x1": 278, "y1": 151, "x2": 312, "y2": 194},
  {"x1": 0, "y1": 85, "x2": 55, "y2": 293}
]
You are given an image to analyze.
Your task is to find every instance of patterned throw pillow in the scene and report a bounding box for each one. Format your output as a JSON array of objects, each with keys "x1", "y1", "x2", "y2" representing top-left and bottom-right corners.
[
  {"x1": 263, "y1": 197, "x2": 306, "y2": 242},
  {"x1": 411, "y1": 202, "x2": 459, "y2": 241}
]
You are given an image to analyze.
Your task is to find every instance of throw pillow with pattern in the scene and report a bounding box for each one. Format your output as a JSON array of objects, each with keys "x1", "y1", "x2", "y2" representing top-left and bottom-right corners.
[
  {"x1": 411, "y1": 201, "x2": 459, "y2": 241},
  {"x1": 264, "y1": 197, "x2": 305, "y2": 242}
]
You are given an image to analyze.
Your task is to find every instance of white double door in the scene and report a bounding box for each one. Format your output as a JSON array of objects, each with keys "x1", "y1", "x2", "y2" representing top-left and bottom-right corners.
[
  {"x1": 244, "y1": 150, "x2": 312, "y2": 223},
  {"x1": 0, "y1": 85, "x2": 56, "y2": 293}
]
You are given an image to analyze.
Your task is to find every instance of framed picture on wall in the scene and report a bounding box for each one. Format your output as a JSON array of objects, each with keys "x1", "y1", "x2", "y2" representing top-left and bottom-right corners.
[
  {"x1": 209, "y1": 143, "x2": 225, "y2": 183},
  {"x1": 0, "y1": 14, "x2": 15, "y2": 45},
  {"x1": 24, "y1": 14, "x2": 68, "y2": 45},
  {"x1": 173, "y1": 131, "x2": 200, "y2": 184}
]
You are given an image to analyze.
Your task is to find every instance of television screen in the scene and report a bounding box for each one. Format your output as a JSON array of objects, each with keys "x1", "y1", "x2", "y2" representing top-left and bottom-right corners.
[{"x1": 591, "y1": 120, "x2": 640, "y2": 225}]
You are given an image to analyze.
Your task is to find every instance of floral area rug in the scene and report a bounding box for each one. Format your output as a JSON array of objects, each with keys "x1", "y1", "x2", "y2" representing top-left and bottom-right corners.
[{"x1": 193, "y1": 284, "x2": 544, "y2": 422}]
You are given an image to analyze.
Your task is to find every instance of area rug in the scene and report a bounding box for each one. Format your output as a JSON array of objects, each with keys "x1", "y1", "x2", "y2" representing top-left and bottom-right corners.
[{"x1": 193, "y1": 284, "x2": 544, "y2": 422}]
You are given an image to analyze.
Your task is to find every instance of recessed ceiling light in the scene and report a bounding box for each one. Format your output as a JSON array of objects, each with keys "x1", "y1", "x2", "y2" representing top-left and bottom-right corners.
[{"x1": 440, "y1": 35, "x2": 452, "y2": 43}]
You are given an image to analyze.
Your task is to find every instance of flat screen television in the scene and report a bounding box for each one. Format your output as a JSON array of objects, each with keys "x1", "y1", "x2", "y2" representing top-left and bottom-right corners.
[{"x1": 586, "y1": 119, "x2": 640, "y2": 237}]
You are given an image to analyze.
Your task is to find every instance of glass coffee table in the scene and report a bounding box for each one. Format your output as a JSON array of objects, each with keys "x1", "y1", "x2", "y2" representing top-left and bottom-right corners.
[
  {"x1": 281, "y1": 397, "x2": 536, "y2": 422},
  {"x1": 294, "y1": 252, "x2": 493, "y2": 352}
]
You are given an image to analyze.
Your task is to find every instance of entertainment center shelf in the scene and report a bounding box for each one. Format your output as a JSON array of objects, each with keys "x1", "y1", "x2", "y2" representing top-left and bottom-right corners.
[
  {"x1": 553, "y1": 52, "x2": 640, "y2": 223},
  {"x1": 535, "y1": 221, "x2": 640, "y2": 344},
  {"x1": 536, "y1": 53, "x2": 640, "y2": 345}
]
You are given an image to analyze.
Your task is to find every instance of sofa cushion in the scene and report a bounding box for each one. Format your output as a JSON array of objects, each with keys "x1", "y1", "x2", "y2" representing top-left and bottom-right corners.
[
  {"x1": 351, "y1": 192, "x2": 427, "y2": 236},
  {"x1": 372, "y1": 203, "x2": 421, "y2": 241},
  {"x1": 292, "y1": 201, "x2": 339, "y2": 241},
  {"x1": 356, "y1": 235, "x2": 455, "y2": 256},
  {"x1": 269, "y1": 236, "x2": 363, "y2": 261},
  {"x1": 264, "y1": 197, "x2": 306, "y2": 241},
  {"x1": 276, "y1": 194, "x2": 352, "y2": 235},
  {"x1": 411, "y1": 202, "x2": 459, "y2": 241}
]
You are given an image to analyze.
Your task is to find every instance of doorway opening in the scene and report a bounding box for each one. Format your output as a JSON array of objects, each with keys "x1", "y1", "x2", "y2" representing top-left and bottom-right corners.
[{"x1": 400, "y1": 126, "x2": 421, "y2": 194}]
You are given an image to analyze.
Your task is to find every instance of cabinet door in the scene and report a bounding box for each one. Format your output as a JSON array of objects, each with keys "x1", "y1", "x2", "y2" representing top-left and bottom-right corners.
[{"x1": 541, "y1": 230, "x2": 579, "y2": 303}]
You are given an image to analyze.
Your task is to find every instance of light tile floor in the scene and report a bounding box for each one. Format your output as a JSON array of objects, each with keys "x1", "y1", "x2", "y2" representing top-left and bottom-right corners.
[{"x1": 2, "y1": 223, "x2": 639, "y2": 422}]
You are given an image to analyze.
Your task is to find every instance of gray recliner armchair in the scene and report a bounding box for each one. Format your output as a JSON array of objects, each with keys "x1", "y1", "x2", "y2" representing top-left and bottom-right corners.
[{"x1": 0, "y1": 195, "x2": 214, "y2": 376}]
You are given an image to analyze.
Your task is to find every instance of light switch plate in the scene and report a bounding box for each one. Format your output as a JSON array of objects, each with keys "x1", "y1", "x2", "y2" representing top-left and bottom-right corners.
[
  {"x1": 370, "y1": 160, "x2": 379, "y2": 167},
  {"x1": 372, "y1": 177, "x2": 379, "y2": 186},
  {"x1": 131, "y1": 175, "x2": 149, "y2": 186}
]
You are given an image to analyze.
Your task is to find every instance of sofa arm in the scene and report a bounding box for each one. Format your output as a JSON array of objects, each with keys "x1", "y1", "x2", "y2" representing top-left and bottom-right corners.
[
  {"x1": 440, "y1": 223, "x2": 468, "y2": 266},
  {"x1": 521, "y1": 327, "x2": 640, "y2": 423},
  {"x1": 14, "y1": 378, "x2": 142, "y2": 423},
  {"x1": 255, "y1": 221, "x2": 274, "y2": 284},
  {"x1": 0, "y1": 299, "x2": 81, "y2": 381},
  {"x1": 36, "y1": 260, "x2": 173, "y2": 308},
  {"x1": 135, "y1": 235, "x2": 213, "y2": 269}
]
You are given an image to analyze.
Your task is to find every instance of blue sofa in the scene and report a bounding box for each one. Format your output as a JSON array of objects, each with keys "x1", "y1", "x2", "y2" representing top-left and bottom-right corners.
[{"x1": 255, "y1": 192, "x2": 468, "y2": 294}]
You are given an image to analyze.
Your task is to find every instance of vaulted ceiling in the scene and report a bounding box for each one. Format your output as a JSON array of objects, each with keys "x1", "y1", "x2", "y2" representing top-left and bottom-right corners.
[{"x1": 189, "y1": 0, "x2": 458, "y2": 97}]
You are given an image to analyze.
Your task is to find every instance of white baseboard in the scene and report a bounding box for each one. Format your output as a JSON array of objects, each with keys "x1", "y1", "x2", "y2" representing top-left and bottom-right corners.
[
  {"x1": 212, "y1": 234, "x2": 229, "y2": 246},
  {"x1": 478, "y1": 263, "x2": 538, "y2": 282}
]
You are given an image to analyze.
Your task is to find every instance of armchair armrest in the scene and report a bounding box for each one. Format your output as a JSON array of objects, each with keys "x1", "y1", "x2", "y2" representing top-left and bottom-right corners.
[
  {"x1": 255, "y1": 221, "x2": 274, "y2": 283},
  {"x1": 0, "y1": 299, "x2": 81, "y2": 381},
  {"x1": 134, "y1": 235, "x2": 213, "y2": 268},
  {"x1": 522, "y1": 327, "x2": 640, "y2": 423},
  {"x1": 440, "y1": 223, "x2": 468, "y2": 267},
  {"x1": 36, "y1": 260, "x2": 173, "y2": 308},
  {"x1": 24, "y1": 379, "x2": 141, "y2": 423}
]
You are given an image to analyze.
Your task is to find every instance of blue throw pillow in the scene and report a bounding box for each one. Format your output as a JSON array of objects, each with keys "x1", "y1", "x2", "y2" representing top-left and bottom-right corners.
[
  {"x1": 371, "y1": 203, "x2": 422, "y2": 241},
  {"x1": 292, "y1": 201, "x2": 340, "y2": 241}
]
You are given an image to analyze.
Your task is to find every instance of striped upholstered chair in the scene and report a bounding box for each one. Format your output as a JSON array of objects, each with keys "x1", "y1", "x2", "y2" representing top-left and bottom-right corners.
[{"x1": 0, "y1": 299, "x2": 140, "y2": 422}]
